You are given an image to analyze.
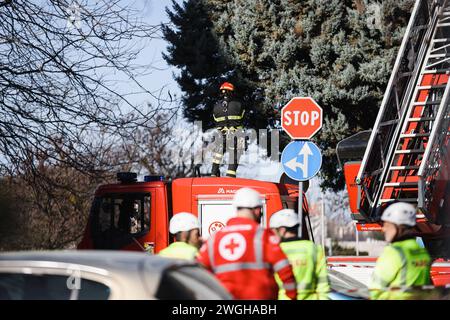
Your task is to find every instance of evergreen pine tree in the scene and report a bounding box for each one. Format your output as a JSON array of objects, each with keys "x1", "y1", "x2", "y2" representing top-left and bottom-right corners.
[{"x1": 163, "y1": 0, "x2": 415, "y2": 189}]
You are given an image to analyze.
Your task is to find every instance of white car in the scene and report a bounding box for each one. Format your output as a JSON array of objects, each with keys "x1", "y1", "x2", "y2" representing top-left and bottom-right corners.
[{"x1": 0, "y1": 251, "x2": 232, "y2": 300}]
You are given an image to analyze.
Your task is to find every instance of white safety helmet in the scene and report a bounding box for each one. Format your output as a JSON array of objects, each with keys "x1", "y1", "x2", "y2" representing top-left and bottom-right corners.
[
  {"x1": 269, "y1": 209, "x2": 299, "y2": 229},
  {"x1": 169, "y1": 212, "x2": 200, "y2": 234},
  {"x1": 381, "y1": 202, "x2": 416, "y2": 227},
  {"x1": 232, "y1": 187, "x2": 262, "y2": 209}
]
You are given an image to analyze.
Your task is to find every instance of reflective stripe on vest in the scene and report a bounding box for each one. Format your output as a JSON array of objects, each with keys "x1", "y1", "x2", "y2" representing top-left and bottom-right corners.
[
  {"x1": 214, "y1": 262, "x2": 271, "y2": 274},
  {"x1": 283, "y1": 282, "x2": 296, "y2": 291},
  {"x1": 297, "y1": 282, "x2": 313, "y2": 291},
  {"x1": 211, "y1": 226, "x2": 268, "y2": 274},
  {"x1": 208, "y1": 232, "x2": 217, "y2": 270},
  {"x1": 372, "y1": 272, "x2": 391, "y2": 288},
  {"x1": 392, "y1": 246, "x2": 408, "y2": 286},
  {"x1": 273, "y1": 259, "x2": 290, "y2": 273}
]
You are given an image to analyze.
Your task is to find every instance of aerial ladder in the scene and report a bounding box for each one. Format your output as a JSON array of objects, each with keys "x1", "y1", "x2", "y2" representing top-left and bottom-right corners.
[{"x1": 355, "y1": 0, "x2": 450, "y2": 230}]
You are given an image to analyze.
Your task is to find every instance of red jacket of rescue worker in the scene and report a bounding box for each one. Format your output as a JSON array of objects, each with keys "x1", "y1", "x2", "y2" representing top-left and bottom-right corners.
[{"x1": 197, "y1": 217, "x2": 297, "y2": 300}]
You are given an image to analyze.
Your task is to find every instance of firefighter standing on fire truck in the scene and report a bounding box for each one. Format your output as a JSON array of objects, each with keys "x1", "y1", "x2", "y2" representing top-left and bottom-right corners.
[
  {"x1": 197, "y1": 188, "x2": 297, "y2": 300},
  {"x1": 269, "y1": 209, "x2": 330, "y2": 300},
  {"x1": 369, "y1": 202, "x2": 432, "y2": 300},
  {"x1": 211, "y1": 82, "x2": 245, "y2": 178},
  {"x1": 158, "y1": 212, "x2": 202, "y2": 260}
]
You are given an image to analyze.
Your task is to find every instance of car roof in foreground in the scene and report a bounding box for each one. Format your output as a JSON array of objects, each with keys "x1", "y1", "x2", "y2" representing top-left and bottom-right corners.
[{"x1": 0, "y1": 250, "x2": 196, "y2": 274}]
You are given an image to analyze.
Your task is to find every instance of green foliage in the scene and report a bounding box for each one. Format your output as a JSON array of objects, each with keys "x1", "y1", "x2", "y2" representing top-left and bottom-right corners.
[{"x1": 163, "y1": 0, "x2": 415, "y2": 190}]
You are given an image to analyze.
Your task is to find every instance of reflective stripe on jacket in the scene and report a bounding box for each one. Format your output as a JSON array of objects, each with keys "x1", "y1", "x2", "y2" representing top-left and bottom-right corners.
[
  {"x1": 158, "y1": 242, "x2": 198, "y2": 260},
  {"x1": 197, "y1": 217, "x2": 297, "y2": 300},
  {"x1": 369, "y1": 238, "x2": 431, "y2": 300},
  {"x1": 275, "y1": 240, "x2": 330, "y2": 300},
  {"x1": 213, "y1": 99, "x2": 244, "y2": 129}
]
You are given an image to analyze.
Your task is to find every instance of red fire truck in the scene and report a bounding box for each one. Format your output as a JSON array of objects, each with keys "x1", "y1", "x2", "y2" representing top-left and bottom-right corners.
[
  {"x1": 78, "y1": 173, "x2": 311, "y2": 253},
  {"x1": 337, "y1": 0, "x2": 450, "y2": 259}
]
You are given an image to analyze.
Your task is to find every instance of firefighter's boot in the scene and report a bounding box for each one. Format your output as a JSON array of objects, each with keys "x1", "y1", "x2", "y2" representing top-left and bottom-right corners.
[{"x1": 211, "y1": 163, "x2": 221, "y2": 177}]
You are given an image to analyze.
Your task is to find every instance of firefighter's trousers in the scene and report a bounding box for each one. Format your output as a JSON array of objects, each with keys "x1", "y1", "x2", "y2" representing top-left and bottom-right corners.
[{"x1": 211, "y1": 129, "x2": 245, "y2": 178}]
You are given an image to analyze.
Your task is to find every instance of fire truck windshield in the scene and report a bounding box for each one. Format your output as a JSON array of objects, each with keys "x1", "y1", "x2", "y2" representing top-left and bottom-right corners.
[{"x1": 90, "y1": 193, "x2": 151, "y2": 249}]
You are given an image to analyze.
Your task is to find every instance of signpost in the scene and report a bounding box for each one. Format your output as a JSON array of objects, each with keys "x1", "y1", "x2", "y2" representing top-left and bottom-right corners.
[{"x1": 281, "y1": 97, "x2": 323, "y2": 238}]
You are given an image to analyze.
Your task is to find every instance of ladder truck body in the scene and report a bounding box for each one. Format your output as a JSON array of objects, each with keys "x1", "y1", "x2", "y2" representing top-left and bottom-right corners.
[{"x1": 339, "y1": 0, "x2": 450, "y2": 258}]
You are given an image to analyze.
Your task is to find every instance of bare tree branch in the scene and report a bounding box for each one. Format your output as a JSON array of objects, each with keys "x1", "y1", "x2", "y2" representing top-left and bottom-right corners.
[{"x1": 0, "y1": 0, "x2": 167, "y2": 177}]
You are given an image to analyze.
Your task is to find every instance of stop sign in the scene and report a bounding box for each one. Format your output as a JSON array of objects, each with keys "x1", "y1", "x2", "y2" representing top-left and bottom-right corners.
[{"x1": 281, "y1": 97, "x2": 323, "y2": 139}]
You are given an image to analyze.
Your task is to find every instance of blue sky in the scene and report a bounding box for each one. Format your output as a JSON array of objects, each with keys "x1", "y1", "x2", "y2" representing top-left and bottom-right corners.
[{"x1": 120, "y1": 0, "x2": 183, "y2": 109}]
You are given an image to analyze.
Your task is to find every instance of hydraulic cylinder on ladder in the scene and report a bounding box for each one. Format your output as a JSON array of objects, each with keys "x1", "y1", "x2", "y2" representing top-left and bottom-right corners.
[{"x1": 356, "y1": 0, "x2": 450, "y2": 224}]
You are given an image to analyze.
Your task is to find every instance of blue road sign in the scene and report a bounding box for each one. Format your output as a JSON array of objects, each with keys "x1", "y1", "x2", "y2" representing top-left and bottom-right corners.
[{"x1": 281, "y1": 141, "x2": 322, "y2": 181}]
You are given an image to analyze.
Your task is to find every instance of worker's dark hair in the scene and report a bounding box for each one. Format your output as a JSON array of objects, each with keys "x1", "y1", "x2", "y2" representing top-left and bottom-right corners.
[
  {"x1": 285, "y1": 224, "x2": 300, "y2": 235},
  {"x1": 393, "y1": 224, "x2": 417, "y2": 242},
  {"x1": 175, "y1": 229, "x2": 196, "y2": 242},
  {"x1": 175, "y1": 232, "x2": 184, "y2": 242},
  {"x1": 236, "y1": 206, "x2": 261, "y2": 210}
]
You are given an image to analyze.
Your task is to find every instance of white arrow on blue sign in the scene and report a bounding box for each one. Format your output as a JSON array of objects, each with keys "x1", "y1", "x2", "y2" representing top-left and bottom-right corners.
[{"x1": 281, "y1": 141, "x2": 322, "y2": 181}]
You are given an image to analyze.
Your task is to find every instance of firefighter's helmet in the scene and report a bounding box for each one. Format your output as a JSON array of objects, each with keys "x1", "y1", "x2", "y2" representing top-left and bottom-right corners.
[
  {"x1": 220, "y1": 82, "x2": 234, "y2": 92},
  {"x1": 233, "y1": 187, "x2": 262, "y2": 209},
  {"x1": 269, "y1": 209, "x2": 299, "y2": 229},
  {"x1": 169, "y1": 212, "x2": 200, "y2": 234},
  {"x1": 381, "y1": 202, "x2": 416, "y2": 227}
]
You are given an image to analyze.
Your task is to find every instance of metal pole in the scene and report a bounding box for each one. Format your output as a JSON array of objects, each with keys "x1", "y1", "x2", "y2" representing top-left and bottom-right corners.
[
  {"x1": 298, "y1": 181, "x2": 303, "y2": 239},
  {"x1": 321, "y1": 198, "x2": 325, "y2": 249},
  {"x1": 355, "y1": 222, "x2": 360, "y2": 256}
]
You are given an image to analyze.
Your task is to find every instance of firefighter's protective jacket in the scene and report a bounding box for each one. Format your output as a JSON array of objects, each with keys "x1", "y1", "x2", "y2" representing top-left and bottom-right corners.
[
  {"x1": 213, "y1": 98, "x2": 244, "y2": 131},
  {"x1": 369, "y1": 238, "x2": 431, "y2": 300},
  {"x1": 275, "y1": 239, "x2": 330, "y2": 300},
  {"x1": 197, "y1": 217, "x2": 297, "y2": 300},
  {"x1": 158, "y1": 242, "x2": 198, "y2": 260}
]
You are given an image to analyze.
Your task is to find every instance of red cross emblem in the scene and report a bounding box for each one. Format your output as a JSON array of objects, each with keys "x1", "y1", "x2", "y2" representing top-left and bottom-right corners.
[
  {"x1": 225, "y1": 238, "x2": 240, "y2": 254},
  {"x1": 218, "y1": 233, "x2": 246, "y2": 261}
]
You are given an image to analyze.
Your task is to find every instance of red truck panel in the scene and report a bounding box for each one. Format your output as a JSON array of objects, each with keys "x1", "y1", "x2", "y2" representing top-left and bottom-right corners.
[{"x1": 171, "y1": 177, "x2": 302, "y2": 223}]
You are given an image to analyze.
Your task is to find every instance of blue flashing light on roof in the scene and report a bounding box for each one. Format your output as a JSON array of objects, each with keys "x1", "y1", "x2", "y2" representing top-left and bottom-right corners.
[{"x1": 144, "y1": 175, "x2": 164, "y2": 182}]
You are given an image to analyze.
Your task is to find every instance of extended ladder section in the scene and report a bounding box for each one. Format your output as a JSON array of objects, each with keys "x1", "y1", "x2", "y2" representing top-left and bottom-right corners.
[{"x1": 357, "y1": 0, "x2": 450, "y2": 222}]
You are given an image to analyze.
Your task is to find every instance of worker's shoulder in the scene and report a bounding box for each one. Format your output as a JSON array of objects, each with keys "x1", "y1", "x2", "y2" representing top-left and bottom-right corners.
[{"x1": 379, "y1": 244, "x2": 404, "y2": 264}]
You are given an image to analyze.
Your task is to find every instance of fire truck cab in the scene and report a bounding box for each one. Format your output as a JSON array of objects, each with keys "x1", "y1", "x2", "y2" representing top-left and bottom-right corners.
[{"x1": 78, "y1": 173, "x2": 311, "y2": 254}]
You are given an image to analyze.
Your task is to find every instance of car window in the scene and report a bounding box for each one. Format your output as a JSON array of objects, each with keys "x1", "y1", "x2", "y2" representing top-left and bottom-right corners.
[
  {"x1": 155, "y1": 266, "x2": 231, "y2": 300},
  {"x1": 0, "y1": 273, "x2": 110, "y2": 300}
]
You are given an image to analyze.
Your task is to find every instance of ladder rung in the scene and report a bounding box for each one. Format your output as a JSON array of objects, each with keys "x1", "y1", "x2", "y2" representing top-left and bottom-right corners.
[
  {"x1": 379, "y1": 119, "x2": 399, "y2": 127},
  {"x1": 407, "y1": 117, "x2": 435, "y2": 122},
  {"x1": 400, "y1": 133, "x2": 430, "y2": 138},
  {"x1": 395, "y1": 149, "x2": 425, "y2": 154},
  {"x1": 437, "y1": 23, "x2": 450, "y2": 27},
  {"x1": 380, "y1": 198, "x2": 417, "y2": 203},
  {"x1": 416, "y1": 84, "x2": 447, "y2": 90},
  {"x1": 432, "y1": 38, "x2": 450, "y2": 43},
  {"x1": 421, "y1": 69, "x2": 450, "y2": 74},
  {"x1": 384, "y1": 181, "x2": 418, "y2": 187},
  {"x1": 429, "y1": 53, "x2": 450, "y2": 58},
  {"x1": 413, "y1": 100, "x2": 442, "y2": 106},
  {"x1": 389, "y1": 165, "x2": 420, "y2": 170}
]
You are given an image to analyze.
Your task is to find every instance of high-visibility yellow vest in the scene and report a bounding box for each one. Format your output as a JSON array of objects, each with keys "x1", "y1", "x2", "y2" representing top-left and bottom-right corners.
[
  {"x1": 369, "y1": 238, "x2": 432, "y2": 300},
  {"x1": 158, "y1": 242, "x2": 199, "y2": 260},
  {"x1": 275, "y1": 240, "x2": 330, "y2": 300}
]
